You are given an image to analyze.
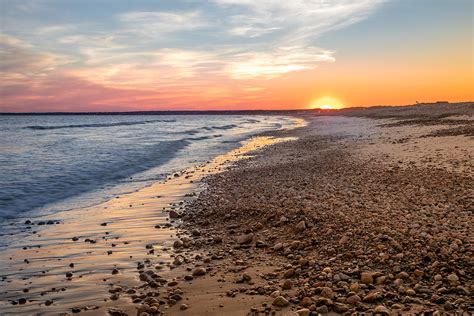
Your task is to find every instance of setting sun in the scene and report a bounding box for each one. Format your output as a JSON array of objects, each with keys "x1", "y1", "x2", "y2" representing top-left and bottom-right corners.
[{"x1": 309, "y1": 96, "x2": 344, "y2": 110}]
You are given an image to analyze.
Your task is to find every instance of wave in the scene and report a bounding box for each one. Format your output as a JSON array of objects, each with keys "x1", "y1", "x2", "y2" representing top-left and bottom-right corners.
[
  {"x1": 24, "y1": 119, "x2": 176, "y2": 130},
  {"x1": 0, "y1": 139, "x2": 189, "y2": 219},
  {"x1": 180, "y1": 124, "x2": 239, "y2": 135}
]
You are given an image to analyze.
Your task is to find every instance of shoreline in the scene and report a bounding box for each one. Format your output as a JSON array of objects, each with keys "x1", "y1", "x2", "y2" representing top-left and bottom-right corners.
[
  {"x1": 0, "y1": 118, "x2": 304, "y2": 315},
  {"x1": 1, "y1": 103, "x2": 472, "y2": 315},
  {"x1": 152, "y1": 105, "x2": 472, "y2": 315}
]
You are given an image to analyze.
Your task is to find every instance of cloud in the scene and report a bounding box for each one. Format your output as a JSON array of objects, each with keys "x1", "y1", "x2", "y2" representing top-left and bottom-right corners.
[
  {"x1": 214, "y1": 0, "x2": 385, "y2": 42},
  {"x1": 119, "y1": 10, "x2": 208, "y2": 36},
  {"x1": 0, "y1": 1, "x2": 386, "y2": 110},
  {"x1": 0, "y1": 35, "x2": 72, "y2": 78},
  {"x1": 227, "y1": 46, "x2": 335, "y2": 79}
]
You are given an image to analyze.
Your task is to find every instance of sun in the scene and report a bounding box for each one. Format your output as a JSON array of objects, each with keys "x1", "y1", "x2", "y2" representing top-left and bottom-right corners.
[
  {"x1": 309, "y1": 96, "x2": 344, "y2": 110},
  {"x1": 320, "y1": 104, "x2": 334, "y2": 110}
]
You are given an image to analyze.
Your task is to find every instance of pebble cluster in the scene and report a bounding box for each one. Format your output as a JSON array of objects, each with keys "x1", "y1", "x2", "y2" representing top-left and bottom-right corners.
[{"x1": 171, "y1": 128, "x2": 473, "y2": 314}]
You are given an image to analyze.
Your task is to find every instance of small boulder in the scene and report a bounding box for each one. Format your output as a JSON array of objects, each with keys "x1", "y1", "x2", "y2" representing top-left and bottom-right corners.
[{"x1": 272, "y1": 296, "x2": 290, "y2": 307}]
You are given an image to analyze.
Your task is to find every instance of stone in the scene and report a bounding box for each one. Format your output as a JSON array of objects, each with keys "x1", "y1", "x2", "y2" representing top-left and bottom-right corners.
[
  {"x1": 349, "y1": 282, "x2": 360, "y2": 292},
  {"x1": 173, "y1": 240, "x2": 183, "y2": 248},
  {"x1": 272, "y1": 296, "x2": 290, "y2": 307},
  {"x1": 346, "y1": 294, "x2": 361, "y2": 305},
  {"x1": 169, "y1": 210, "x2": 179, "y2": 218},
  {"x1": 296, "y1": 308, "x2": 310, "y2": 316},
  {"x1": 270, "y1": 290, "x2": 280, "y2": 298},
  {"x1": 374, "y1": 305, "x2": 390, "y2": 315},
  {"x1": 274, "y1": 243, "x2": 284, "y2": 251},
  {"x1": 284, "y1": 268, "x2": 295, "y2": 278},
  {"x1": 361, "y1": 272, "x2": 373, "y2": 284},
  {"x1": 296, "y1": 220, "x2": 306, "y2": 231},
  {"x1": 300, "y1": 296, "x2": 312, "y2": 307},
  {"x1": 333, "y1": 303, "x2": 349, "y2": 313},
  {"x1": 282, "y1": 279, "x2": 292, "y2": 290},
  {"x1": 363, "y1": 292, "x2": 382, "y2": 303},
  {"x1": 397, "y1": 272, "x2": 409, "y2": 279},
  {"x1": 237, "y1": 233, "x2": 254, "y2": 244},
  {"x1": 315, "y1": 305, "x2": 329, "y2": 314},
  {"x1": 192, "y1": 267, "x2": 206, "y2": 276},
  {"x1": 447, "y1": 273, "x2": 459, "y2": 283},
  {"x1": 320, "y1": 287, "x2": 334, "y2": 299},
  {"x1": 180, "y1": 304, "x2": 189, "y2": 310}
]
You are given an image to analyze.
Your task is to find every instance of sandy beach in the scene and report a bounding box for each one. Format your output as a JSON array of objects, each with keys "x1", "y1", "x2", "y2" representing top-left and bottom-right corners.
[{"x1": 1, "y1": 103, "x2": 473, "y2": 315}]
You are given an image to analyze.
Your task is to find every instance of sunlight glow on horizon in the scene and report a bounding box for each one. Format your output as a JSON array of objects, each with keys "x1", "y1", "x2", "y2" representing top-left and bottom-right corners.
[
  {"x1": 309, "y1": 96, "x2": 345, "y2": 110},
  {"x1": 0, "y1": 0, "x2": 472, "y2": 112}
]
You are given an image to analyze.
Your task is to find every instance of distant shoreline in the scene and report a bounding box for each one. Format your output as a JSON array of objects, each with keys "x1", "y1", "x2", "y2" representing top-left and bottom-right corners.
[{"x1": 1, "y1": 101, "x2": 472, "y2": 116}]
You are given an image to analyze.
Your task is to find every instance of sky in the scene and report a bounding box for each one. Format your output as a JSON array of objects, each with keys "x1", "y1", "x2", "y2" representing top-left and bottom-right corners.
[{"x1": 0, "y1": 0, "x2": 472, "y2": 112}]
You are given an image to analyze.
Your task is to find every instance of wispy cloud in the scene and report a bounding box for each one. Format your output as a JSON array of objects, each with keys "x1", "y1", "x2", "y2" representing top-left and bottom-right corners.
[
  {"x1": 0, "y1": 0, "x2": 386, "y2": 110},
  {"x1": 119, "y1": 10, "x2": 209, "y2": 36}
]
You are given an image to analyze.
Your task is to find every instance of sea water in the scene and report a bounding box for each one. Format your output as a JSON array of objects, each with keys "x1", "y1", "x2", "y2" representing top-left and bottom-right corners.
[{"x1": 0, "y1": 114, "x2": 293, "y2": 229}]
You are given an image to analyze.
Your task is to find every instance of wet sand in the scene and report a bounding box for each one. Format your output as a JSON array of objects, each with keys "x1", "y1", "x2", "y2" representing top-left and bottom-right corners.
[{"x1": 0, "y1": 129, "x2": 301, "y2": 315}]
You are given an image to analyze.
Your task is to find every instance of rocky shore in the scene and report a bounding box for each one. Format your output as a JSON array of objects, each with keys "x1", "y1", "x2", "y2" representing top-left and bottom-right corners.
[
  {"x1": 121, "y1": 103, "x2": 473, "y2": 315},
  {"x1": 5, "y1": 103, "x2": 471, "y2": 315}
]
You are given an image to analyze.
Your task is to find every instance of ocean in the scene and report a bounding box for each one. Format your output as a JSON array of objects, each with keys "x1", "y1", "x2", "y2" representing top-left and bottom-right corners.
[{"x1": 0, "y1": 115, "x2": 294, "y2": 223}]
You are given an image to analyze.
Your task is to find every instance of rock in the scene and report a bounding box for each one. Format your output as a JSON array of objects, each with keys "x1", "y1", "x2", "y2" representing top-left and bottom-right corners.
[
  {"x1": 397, "y1": 272, "x2": 409, "y2": 279},
  {"x1": 374, "y1": 305, "x2": 390, "y2": 315},
  {"x1": 434, "y1": 274, "x2": 442, "y2": 281},
  {"x1": 333, "y1": 303, "x2": 349, "y2": 313},
  {"x1": 284, "y1": 268, "x2": 295, "y2": 278},
  {"x1": 66, "y1": 272, "x2": 73, "y2": 278},
  {"x1": 169, "y1": 210, "x2": 179, "y2": 218},
  {"x1": 145, "y1": 244, "x2": 153, "y2": 249},
  {"x1": 173, "y1": 240, "x2": 183, "y2": 248},
  {"x1": 447, "y1": 273, "x2": 459, "y2": 283},
  {"x1": 315, "y1": 305, "x2": 328, "y2": 314},
  {"x1": 18, "y1": 298, "x2": 26, "y2": 304},
  {"x1": 112, "y1": 268, "x2": 119, "y2": 275},
  {"x1": 45, "y1": 300, "x2": 53, "y2": 306},
  {"x1": 237, "y1": 233, "x2": 254, "y2": 244},
  {"x1": 338, "y1": 235, "x2": 349, "y2": 244},
  {"x1": 361, "y1": 272, "x2": 373, "y2": 284},
  {"x1": 296, "y1": 308, "x2": 310, "y2": 316},
  {"x1": 346, "y1": 294, "x2": 361, "y2": 305},
  {"x1": 363, "y1": 292, "x2": 382, "y2": 303},
  {"x1": 282, "y1": 279, "x2": 292, "y2": 290},
  {"x1": 300, "y1": 296, "x2": 312, "y2": 307},
  {"x1": 274, "y1": 243, "x2": 284, "y2": 251},
  {"x1": 272, "y1": 296, "x2": 290, "y2": 307},
  {"x1": 320, "y1": 287, "x2": 334, "y2": 299},
  {"x1": 349, "y1": 282, "x2": 360, "y2": 292},
  {"x1": 242, "y1": 273, "x2": 251, "y2": 281},
  {"x1": 375, "y1": 276, "x2": 386, "y2": 285},
  {"x1": 296, "y1": 220, "x2": 306, "y2": 231},
  {"x1": 180, "y1": 304, "x2": 189, "y2": 310},
  {"x1": 192, "y1": 267, "x2": 206, "y2": 276},
  {"x1": 270, "y1": 290, "x2": 280, "y2": 298}
]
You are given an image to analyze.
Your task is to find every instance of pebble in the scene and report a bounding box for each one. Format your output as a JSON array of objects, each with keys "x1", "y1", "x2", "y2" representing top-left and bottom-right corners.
[
  {"x1": 192, "y1": 267, "x2": 206, "y2": 276},
  {"x1": 447, "y1": 273, "x2": 459, "y2": 283},
  {"x1": 296, "y1": 308, "x2": 310, "y2": 316},
  {"x1": 360, "y1": 272, "x2": 373, "y2": 284},
  {"x1": 272, "y1": 296, "x2": 290, "y2": 307},
  {"x1": 237, "y1": 233, "x2": 254, "y2": 244},
  {"x1": 374, "y1": 305, "x2": 390, "y2": 315}
]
